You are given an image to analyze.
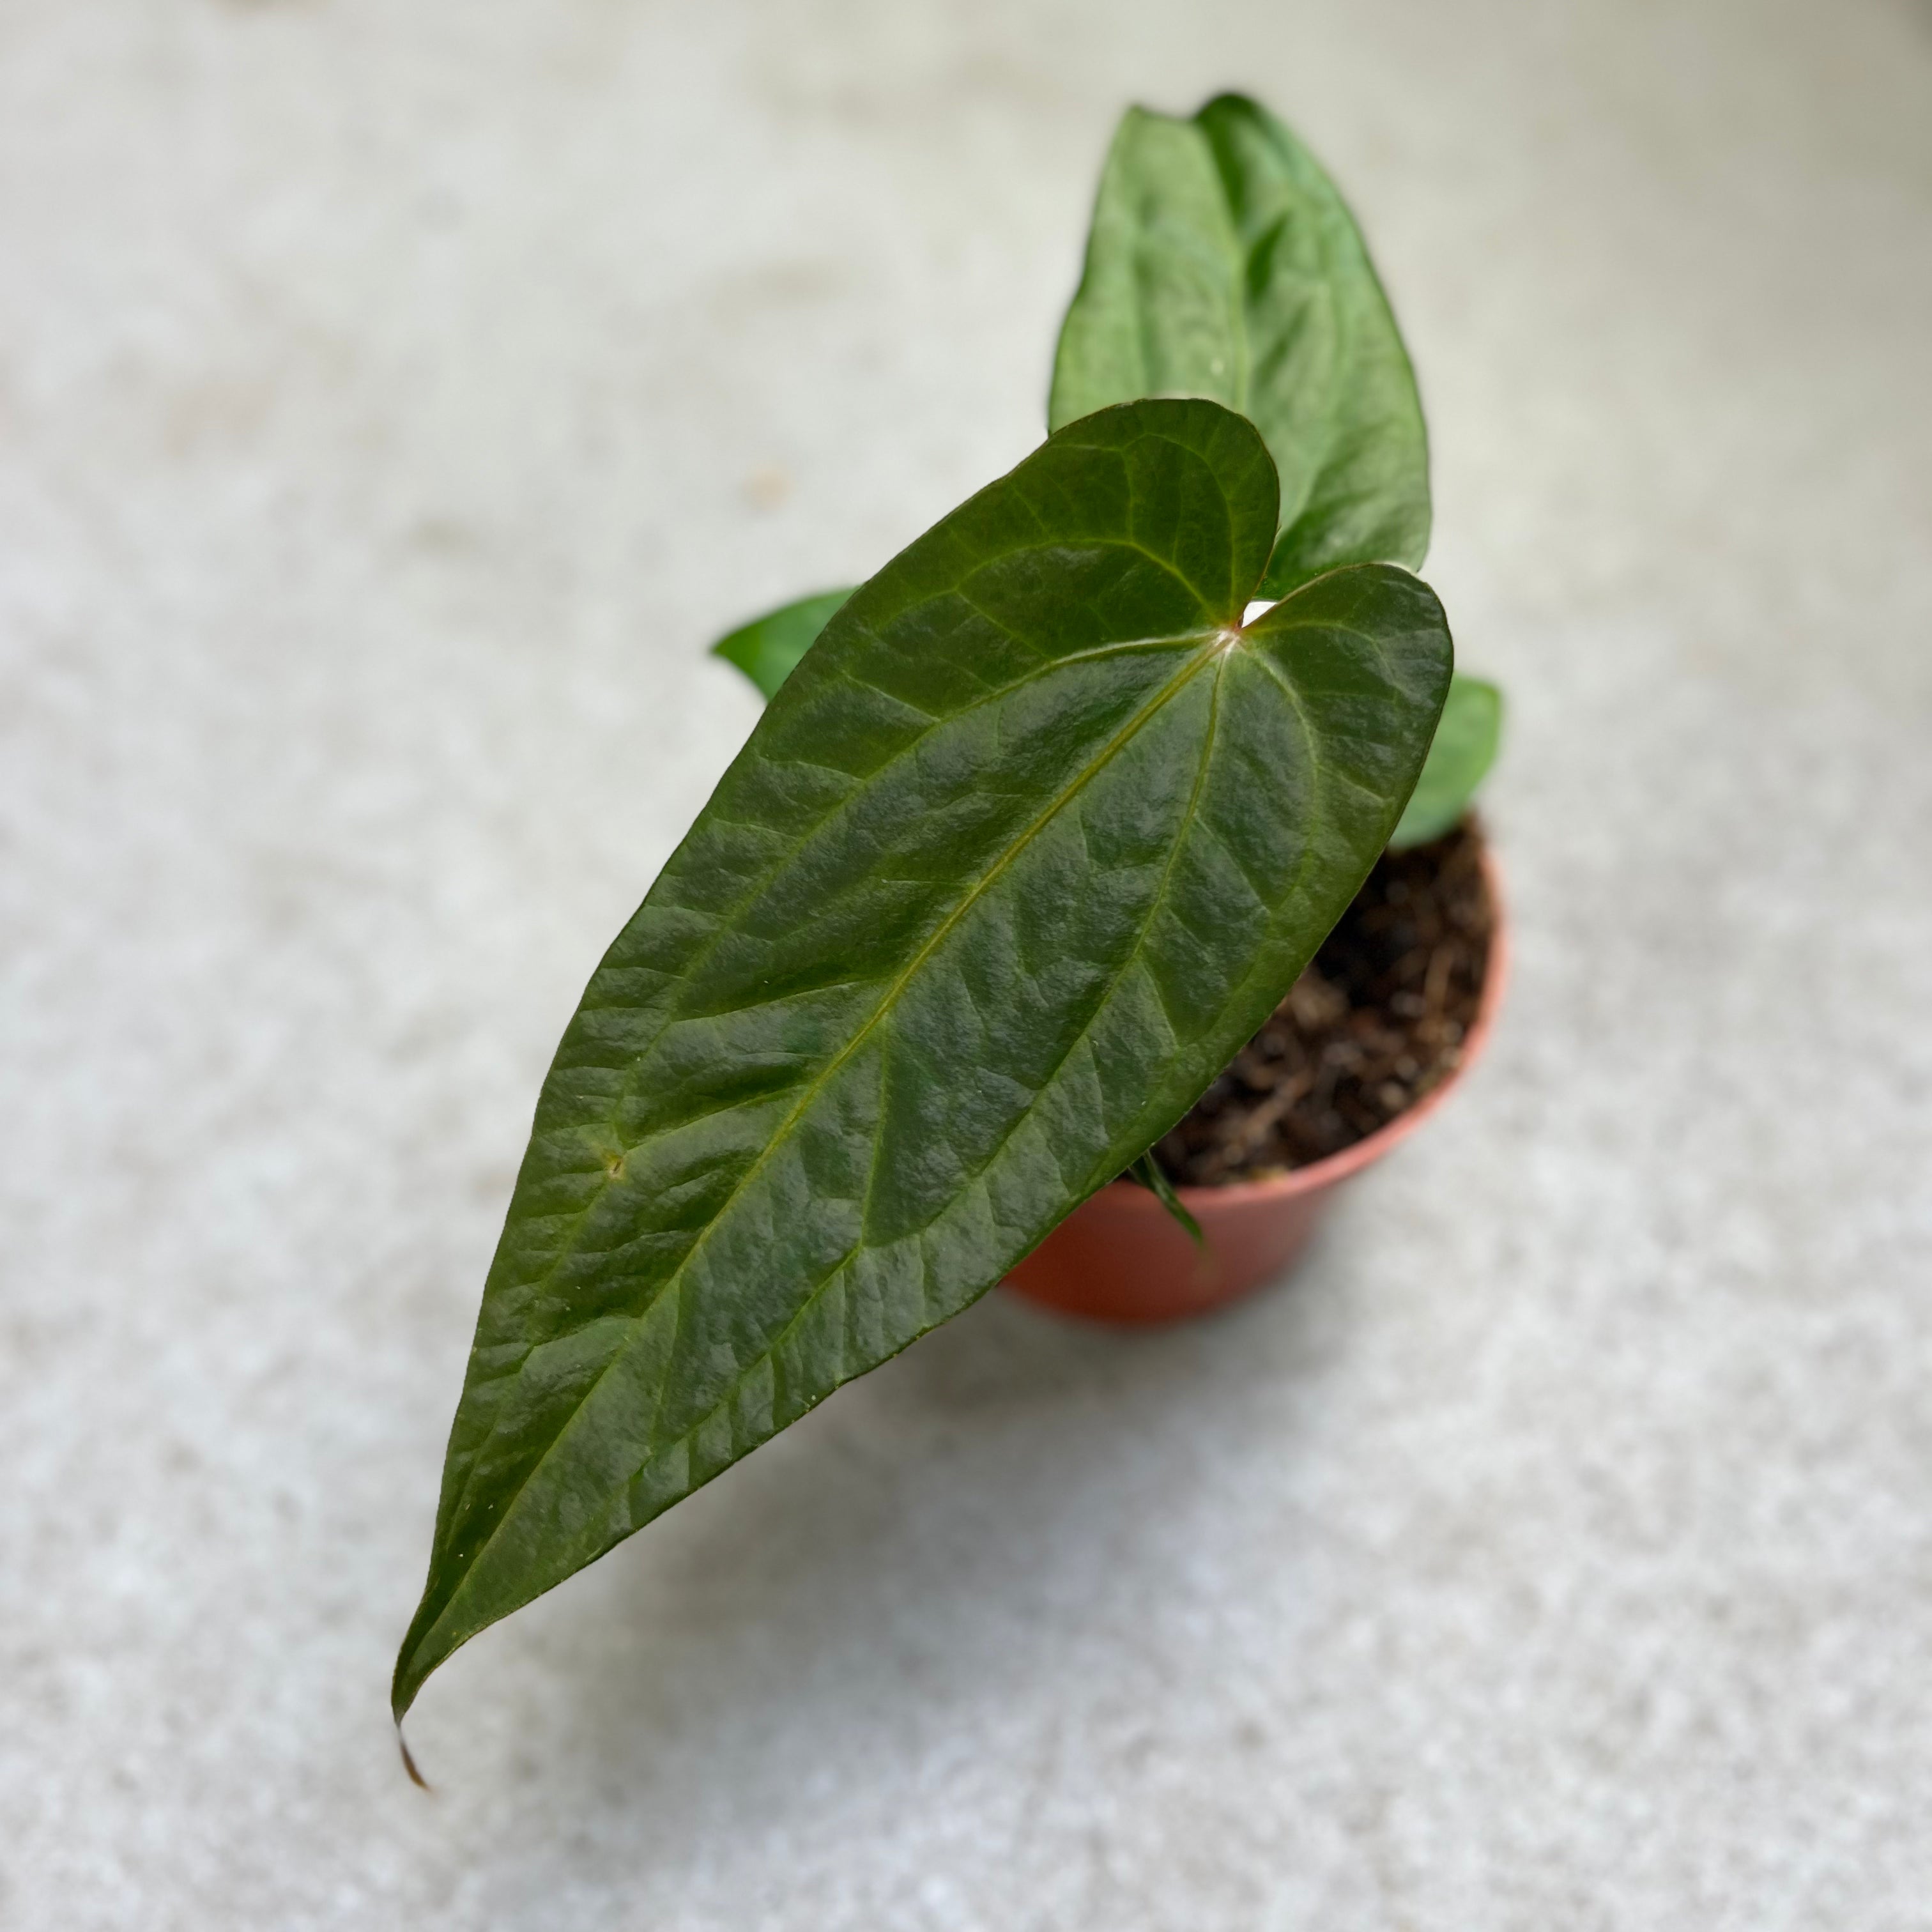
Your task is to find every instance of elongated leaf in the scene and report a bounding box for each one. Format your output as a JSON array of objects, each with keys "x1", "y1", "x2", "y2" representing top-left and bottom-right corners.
[
  {"x1": 1050, "y1": 94, "x2": 1429, "y2": 597},
  {"x1": 1390, "y1": 672, "x2": 1501, "y2": 848},
  {"x1": 395, "y1": 399, "x2": 1450, "y2": 1719},
  {"x1": 710, "y1": 586, "x2": 854, "y2": 701}
]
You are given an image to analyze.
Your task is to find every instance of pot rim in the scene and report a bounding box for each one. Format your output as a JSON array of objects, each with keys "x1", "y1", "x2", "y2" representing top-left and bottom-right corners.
[{"x1": 1098, "y1": 838, "x2": 1510, "y2": 1211}]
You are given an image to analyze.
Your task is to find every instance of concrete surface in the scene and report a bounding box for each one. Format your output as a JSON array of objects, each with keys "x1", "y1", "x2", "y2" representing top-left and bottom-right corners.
[{"x1": 4, "y1": 2, "x2": 1931, "y2": 1926}]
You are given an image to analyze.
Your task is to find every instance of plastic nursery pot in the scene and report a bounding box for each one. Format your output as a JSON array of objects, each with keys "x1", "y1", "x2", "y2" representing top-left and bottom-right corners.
[{"x1": 1003, "y1": 846, "x2": 1510, "y2": 1325}]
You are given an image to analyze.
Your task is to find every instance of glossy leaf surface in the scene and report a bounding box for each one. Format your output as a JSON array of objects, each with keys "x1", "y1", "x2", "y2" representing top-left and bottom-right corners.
[
  {"x1": 395, "y1": 399, "x2": 1451, "y2": 1719},
  {"x1": 1390, "y1": 672, "x2": 1501, "y2": 848},
  {"x1": 710, "y1": 586, "x2": 854, "y2": 701},
  {"x1": 1050, "y1": 94, "x2": 1430, "y2": 597}
]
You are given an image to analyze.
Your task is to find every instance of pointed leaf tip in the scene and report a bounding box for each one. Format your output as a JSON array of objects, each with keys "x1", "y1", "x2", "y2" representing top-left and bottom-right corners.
[
  {"x1": 1051, "y1": 93, "x2": 1430, "y2": 594},
  {"x1": 397, "y1": 1726, "x2": 432, "y2": 1791}
]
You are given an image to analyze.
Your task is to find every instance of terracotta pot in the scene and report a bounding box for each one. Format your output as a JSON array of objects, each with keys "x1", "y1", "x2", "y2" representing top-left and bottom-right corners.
[{"x1": 1002, "y1": 848, "x2": 1510, "y2": 1324}]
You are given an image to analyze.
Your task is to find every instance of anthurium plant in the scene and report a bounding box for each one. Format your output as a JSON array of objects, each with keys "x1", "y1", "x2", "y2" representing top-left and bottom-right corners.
[{"x1": 394, "y1": 92, "x2": 1500, "y2": 1741}]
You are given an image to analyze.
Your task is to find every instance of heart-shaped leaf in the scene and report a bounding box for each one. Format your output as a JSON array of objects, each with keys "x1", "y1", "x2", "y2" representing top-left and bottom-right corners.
[
  {"x1": 1390, "y1": 672, "x2": 1502, "y2": 848},
  {"x1": 711, "y1": 586, "x2": 855, "y2": 701},
  {"x1": 1050, "y1": 94, "x2": 1430, "y2": 597},
  {"x1": 394, "y1": 399, "x2": 1450, "y2": 1720}
]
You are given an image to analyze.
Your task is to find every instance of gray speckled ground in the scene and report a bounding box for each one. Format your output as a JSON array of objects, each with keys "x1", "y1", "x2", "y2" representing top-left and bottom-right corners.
[{"x1": 4, "y1": 3, "x2": 1931, "y2": 1926}]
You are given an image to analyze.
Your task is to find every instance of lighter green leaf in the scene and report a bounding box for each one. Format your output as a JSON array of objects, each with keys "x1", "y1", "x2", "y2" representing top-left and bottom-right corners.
[
  {"x1": 395, "y1": 399, "x2": 1451, "y2": 1719},
  {"x1": 710, "y1": 586, "x2": 854, "y2": 701},
  {"x1": 1050, "y1": 94, "x2": 1430, "y2": 597},
  {"x1": 1390, "y1": 672, "x2": 1501, "y2": 848}
]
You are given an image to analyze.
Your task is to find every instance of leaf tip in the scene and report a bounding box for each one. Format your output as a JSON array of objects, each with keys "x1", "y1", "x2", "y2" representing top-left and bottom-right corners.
[{"x1": 397, "y1": 1725, "x2": 433, "y2": 1793}]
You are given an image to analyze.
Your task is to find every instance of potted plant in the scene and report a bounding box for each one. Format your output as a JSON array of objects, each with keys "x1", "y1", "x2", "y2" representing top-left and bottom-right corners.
[{"x1": 392, "y1": 92, "x2": 1503, "y2": 1757}]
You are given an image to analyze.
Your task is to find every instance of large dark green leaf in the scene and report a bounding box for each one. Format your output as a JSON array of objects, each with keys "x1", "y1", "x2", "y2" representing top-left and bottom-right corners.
[
  {"x1": 1050, "y1": 94, "x2": 1430, "y2": 596},
  {"x1": 394, "y1": 399, "x2": 1450, "y2": 1720},
  {"x1": 710, "y1": 586, "x2": 854, "y2": 701},
  {"x1": 1390, "y1": 671, "x2": 1502, "y2": 848}
]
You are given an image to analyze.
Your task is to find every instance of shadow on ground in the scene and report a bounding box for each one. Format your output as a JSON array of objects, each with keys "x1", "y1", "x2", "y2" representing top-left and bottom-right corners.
[{"x1": 486, "y1": 1235, "x2": 1363, "y2": 1844}]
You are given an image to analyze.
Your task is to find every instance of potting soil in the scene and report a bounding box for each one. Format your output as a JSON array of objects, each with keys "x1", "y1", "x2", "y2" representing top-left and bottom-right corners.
[{"x1": 1154, "y1": 819, "x2": 1496, "y2": 1184}]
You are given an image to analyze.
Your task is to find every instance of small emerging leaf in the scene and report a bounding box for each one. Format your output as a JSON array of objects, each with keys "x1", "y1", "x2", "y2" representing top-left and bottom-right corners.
[
  {"x1": 710, "y1": 587, "x2": 854, "y2": 700},
  {"x1": 1127, "y1": 1150, "x2": 1203, "y2": 1246},
  {"x1": 1050, "y1": 94, "x2": 1429, "y2": 597},
  {"x1": 395, "y1": 399, "x2": 1452, "y2": 1721},
  {"x1": 1390, "y1": 672, "x2": 1501, "y2": 848}
]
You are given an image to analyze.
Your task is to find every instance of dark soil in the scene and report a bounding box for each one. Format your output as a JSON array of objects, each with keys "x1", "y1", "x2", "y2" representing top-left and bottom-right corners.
[{"x1": 1154, "y1": 818, "x2": 1496, "y2": 1186}]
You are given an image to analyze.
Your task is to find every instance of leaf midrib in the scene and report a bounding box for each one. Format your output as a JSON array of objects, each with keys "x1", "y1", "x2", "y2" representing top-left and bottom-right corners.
[
  {"x1": 410, "y1": 628, "x2": 1230, "y2": 1666},
  {"x1": 435, "y1": 525, "x2": 1255, "y2": 1598},
  {"x1": 628, "y1": 643, "x2": 1239, "y2": 1545},
  {"x1": 438, "y1": 613, "x2": 1218, "y2": 1540},
  {"x1": 608, "y1": 622, "x2": 1351, "y2": 1581}
]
